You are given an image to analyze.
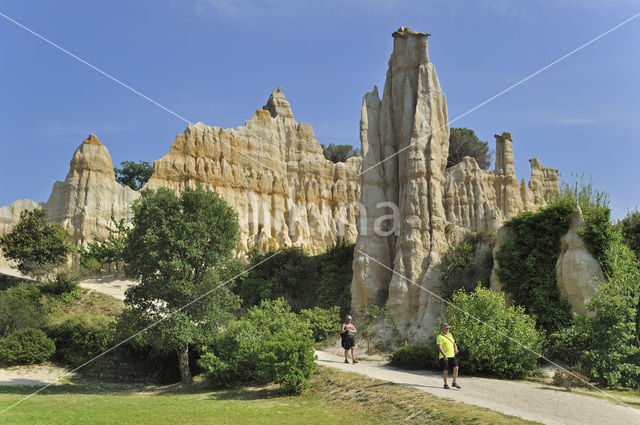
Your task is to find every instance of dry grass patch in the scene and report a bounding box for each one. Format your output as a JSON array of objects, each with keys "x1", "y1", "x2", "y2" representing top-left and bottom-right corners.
[{"x1": 311, "y1": 366, "x2": 540, "y2": 424}]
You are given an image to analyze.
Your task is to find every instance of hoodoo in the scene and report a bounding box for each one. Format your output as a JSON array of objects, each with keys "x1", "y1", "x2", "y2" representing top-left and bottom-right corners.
[{"x1": 351, "y1": 28, "x2": 561, "y2": 340}]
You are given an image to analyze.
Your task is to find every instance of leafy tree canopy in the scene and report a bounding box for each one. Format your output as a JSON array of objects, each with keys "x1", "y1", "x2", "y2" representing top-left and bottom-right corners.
[
  {"x1": 620, "y1": 210, "x2": 640, "y2": 260},
  {"x1": 447, "y1": 127, "x2": 493, "y2": 170},
  {"x1": 239, "y1": 243, "x2": 353, "y2": 317},
  {"x1": 114, "y1": 160, "x2": 154, "y2": 190},
  {"x1": 0, "y1": 208, "x2": 73, "y2": 280},
  {"x1": 321, "y1": 143, "x2": 360, "y2": 163},
  {"x1": 122, "y1": 186, "x2": 242, "y2": 383}
]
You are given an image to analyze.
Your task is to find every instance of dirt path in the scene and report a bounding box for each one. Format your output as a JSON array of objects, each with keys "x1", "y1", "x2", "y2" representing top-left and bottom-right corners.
[
  {"x1": 0, "y1": 364, "x2": 72, "y2": 387},
  {"x1": 315, "y1": 350, "x2": 640, "y2": 425}
]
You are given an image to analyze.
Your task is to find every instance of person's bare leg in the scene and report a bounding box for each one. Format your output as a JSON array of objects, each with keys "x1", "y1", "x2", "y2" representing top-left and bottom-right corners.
[
  {"x1": 452, "y1": 366, "x2": 459, "y2": 385},
  {"x1": 443, "y1": 369, "x2": 448, "y2": 386},
  {"x1": 344, "y1": 349, "x2": 349, "y2": 362},
  {"x1": 351, "y1": 347, "x2": 357, "y2": 362}
]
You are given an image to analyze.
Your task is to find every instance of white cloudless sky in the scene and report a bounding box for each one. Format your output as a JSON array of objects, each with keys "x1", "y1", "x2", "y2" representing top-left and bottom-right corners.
[{"x1": 0, "y1": 0, "x2": 638, "y2": 219}]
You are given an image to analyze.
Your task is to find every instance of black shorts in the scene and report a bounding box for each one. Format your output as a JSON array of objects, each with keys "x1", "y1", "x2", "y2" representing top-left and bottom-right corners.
[
  {"x1": 440, "y1": 357, "x2": 459, "y2": 372},
  {"x1": 341, "y1": 333, "x2": 355, "y2": 349}
]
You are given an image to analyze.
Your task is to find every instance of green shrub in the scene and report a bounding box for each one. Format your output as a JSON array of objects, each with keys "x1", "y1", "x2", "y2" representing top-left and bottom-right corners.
[
  {"x1": 444, "y1": 286, "x2": 543, "y2": 379},
  {"x1": 495, "y1": 200, "x2": 574, "y2": 332},
  {"x1": 0, "y1": 328, "x2": 55, "y2": 365},
  {"x1": 238, "y1": 243, "x2": 353, "y2": 317},
  {"x1": 0, "y1": 285, "x2": 44, "y2": 336},
  {"x1": 0, "y1": 208, "x2": 73, "y2": 280},
  {"x1": 298, "y1": 306, "x2": 340, "y2": 342},
  {"x1": 389, "y1": 344, "x2": 439, "y2": 370},
  {"x1": 42, "y1": 273, "x2": 80, "y2": 296},
  {"x1": 620, "y1": 210, "x2": 640, "y2": 260},
  {"x1": 47, "y1": 316, "x2": 114, "y2": 366},
  {"x1": 438, "y1": 232, "x2": 494, "y2": 301},
  {"x1": 199, "y1": 299, "x2": 316, "y2": 394}
]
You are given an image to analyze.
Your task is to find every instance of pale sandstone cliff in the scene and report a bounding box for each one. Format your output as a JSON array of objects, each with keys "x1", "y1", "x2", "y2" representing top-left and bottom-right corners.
[
  {"x1": 44, "y1": 135, "x2": 139, "y2": 245},
  {"x1": 352, "y1": 28, "x2": 563, "y2": 341},
  {"x1": 443, "y1": 133, "x2": 559, "y2": 231},
  {"x1": 353, "y1": 27, "x2": 451, "y2": 336},
  {"x1": 0, "y1": 91, "x2": 361, "y2": 260},
  {"x1": 146, "y1": 88, "x2": 361, "y2": 254},
  {"x1": 556, "y1": 204, "x2": 604, "y2": 314}
]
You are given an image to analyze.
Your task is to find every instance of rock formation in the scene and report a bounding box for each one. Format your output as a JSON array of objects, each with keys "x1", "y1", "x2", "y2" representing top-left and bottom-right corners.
[
  {"x1": 556, "y1": 204, "x2": 604, "y2": 314},
  {"x1": 352, "y1": 28, "x2": 560, "y2": 341},
  {"x1": 146, "y1": 88, "x2": 361, "y2": 254},
  {"x1": 43, "y1": 135, "x2": 140, "y2": 245},
  {"x1": 0, "y1": 91, "x2": 361, "y2": 260},
  {"x1": 443, "y1": 133, "x2": 559, "y2": 231}
]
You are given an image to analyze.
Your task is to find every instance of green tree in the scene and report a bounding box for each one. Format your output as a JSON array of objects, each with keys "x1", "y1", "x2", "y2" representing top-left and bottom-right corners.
[
  {"x1": 495, "y1": 200, "x2": 574, "y2": 333},
  {"x1": 0, "y1": 208, "x2": 73, "y2": 280},
  {"x1": 199, "y1": 299, "x2": 317, "y2": 394},
  {"x1": 447, "y1": 127, "x2": 493, "y2": 170},
  {"x1": 620, "y1": 210, "x2": 640, "y2": 260},
  {"x1": 122, "y1": 186, "x2": 242, "y2": 384},
  {"x1": 438, "y1": 232, "x2": 494, "y2": 301},
  {"x1": 445, "y1": 286, "x2": 543, "y2": 379},
  {"x1": 321, "y1": 143, "x2": 360, "y2": 163},
  {"x1": 78, "y1": 217, "x2": 127, "y2": 273},
  {"x1": 238, "y1": 243, "x2": 353, "y2": 316},
  {"x1": 114, "y1": 160, "x2": 154, "y2": 190}
]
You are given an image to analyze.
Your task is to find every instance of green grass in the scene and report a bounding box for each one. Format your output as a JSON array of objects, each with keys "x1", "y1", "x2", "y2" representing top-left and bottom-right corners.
[{"x1": 0, "y1": 367, "x2": 539, "y2": 425}]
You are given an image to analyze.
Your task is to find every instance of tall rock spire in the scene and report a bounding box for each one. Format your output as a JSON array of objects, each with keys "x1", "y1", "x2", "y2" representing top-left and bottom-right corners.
[{"x1": 352, "y1": 27, "x2": 450, "y2": 334}]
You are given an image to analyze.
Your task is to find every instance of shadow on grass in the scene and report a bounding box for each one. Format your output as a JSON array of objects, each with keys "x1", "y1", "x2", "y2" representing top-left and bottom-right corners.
[
  {"x1": 0, "y1": 376, "x2": 287, "y2": 400},
  {"x1": 208, "y1": 386, "x2": 286, "y2": 401}
]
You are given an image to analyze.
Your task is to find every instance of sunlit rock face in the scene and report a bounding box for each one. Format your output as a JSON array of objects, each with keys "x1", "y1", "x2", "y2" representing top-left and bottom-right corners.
[
  {"x1": 1, "y1": 91, "x2": 361, "y2": 262},
  {"x1": 43, "y1": 135, "x2": 140, "y2": 245},
  {"x1": 146, "y1": 88, "x2": 361, "y2": 255},
  {"x1": 352, "y1": 28, "x2": 560, "y2": 341}
]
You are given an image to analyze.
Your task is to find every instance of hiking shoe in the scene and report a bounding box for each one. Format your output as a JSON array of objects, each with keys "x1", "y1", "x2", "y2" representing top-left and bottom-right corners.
[
  {"x1": 344, "y1": 359, "x2": 349, "y2": 363},
  {"x1": 352, "y1": 359, "x2": 358, "y2": 364},
  {"x1": 452, "y1": 383, "x2": 461, "y2": 389},
  {"x1": 443, "y1": 384, "x2": 450, "y2": 389}
]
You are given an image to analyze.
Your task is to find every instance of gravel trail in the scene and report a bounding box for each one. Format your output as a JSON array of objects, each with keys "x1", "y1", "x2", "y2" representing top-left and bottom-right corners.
[{"x1": 315, "y1": 350, "x2": 640, "y2": 425}]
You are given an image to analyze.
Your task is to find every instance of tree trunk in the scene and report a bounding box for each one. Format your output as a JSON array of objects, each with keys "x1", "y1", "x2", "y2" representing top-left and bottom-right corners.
[{"x1": 177, "y1": 344, "x2": 193, "y2": 384}]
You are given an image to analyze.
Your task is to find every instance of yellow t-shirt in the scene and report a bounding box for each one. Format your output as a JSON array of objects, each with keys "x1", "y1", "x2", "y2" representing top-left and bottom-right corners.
[{"x1": 436, "y1": 332, "x2": 455, "y2": 359}]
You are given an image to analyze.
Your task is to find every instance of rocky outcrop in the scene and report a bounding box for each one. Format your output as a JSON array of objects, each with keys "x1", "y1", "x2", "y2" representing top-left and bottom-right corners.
[
  {"x1": 352, "y1": 28, "x2": 560, "y2": 341},
  {"x1": 0, "y1": 92, "x2": 361, "y2": 258},
  {"x1": 443, "y1": 133, "x2": 559, "y2": 232},
  {"x1": 43, "y1": 135, "x2": 140, "y2": 245},
  {"x1": 146, "y1": 88, "x2": 361, "y2": 254},
  {"x1": 556, "y1": 205, "x2": 604, "y2": 314},
  {"x1": 353, "y1": 27, "x2": 450, "y2": 336}
]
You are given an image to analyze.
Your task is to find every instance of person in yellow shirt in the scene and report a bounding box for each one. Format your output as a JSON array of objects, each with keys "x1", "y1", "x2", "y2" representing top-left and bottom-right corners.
[{"x1": 436, "y1": 323, "x2": 461, "y2": 389}]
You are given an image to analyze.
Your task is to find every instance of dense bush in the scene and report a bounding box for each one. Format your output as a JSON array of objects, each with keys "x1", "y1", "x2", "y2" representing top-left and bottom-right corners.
[
  {"x1": 389, "y1": 344, "x2": 439, "y2": 370},
  {"x1": 47, "y1": 315, "x2": 114, "y2": 366},
  {"x1": 42, "y1": 273, "x2": 80, "y2": 296},
  {"x1": 238, "y1": 243, "x2": 353, "y2": 317},
  {"x1": 77, "y1": 217, "x2": 127, "y2": 272},
  {"x1": 620, "y1": 210, "x2": 640, "y2": 260},
  {"x1": 0, "y1": 328, "x2": 56, "y2": 365},
  {"x1": 0, "y1": 285, "x2": 44, "y2": 336},
  {"x1": 549, "y1": 235, "x2": 640, "y2": 387},
  {"x1": 444, "y1": 286, "x2": 543, "y2": 379},
  {"x1": 495, "y1": 199, "x2": 574, "y2": 332},
  {"x1": 298, "y1": 306, "x2": 340, "y2": 342},
  {"x1": 438, "y1": 232, "x2": 494, "y2": 301},
  {"x1": 0, "y1": 208, "x2": 73, "y2": 280},
  {"x1": 199, "y1": 299, "x2": 316, "y2": 394}
]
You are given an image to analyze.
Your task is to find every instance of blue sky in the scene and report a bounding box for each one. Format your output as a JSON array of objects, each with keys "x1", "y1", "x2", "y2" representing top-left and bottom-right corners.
[{"x1": 0, "y1": 0, "x2": 638, "y2": 219}]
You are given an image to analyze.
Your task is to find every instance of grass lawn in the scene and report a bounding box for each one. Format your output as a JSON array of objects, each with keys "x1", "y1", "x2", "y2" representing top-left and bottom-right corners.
[{"x1": 0, "y1": 366, "x2": 539, "y2": 425}]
